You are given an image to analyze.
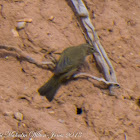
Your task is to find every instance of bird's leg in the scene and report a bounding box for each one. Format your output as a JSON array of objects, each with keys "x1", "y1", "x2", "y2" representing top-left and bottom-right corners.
[
  {"x1": 41, "y1": 54, "x2": 56, "y2": 69},
  {"x1": 64, "y1": 68, "x2": 78, "y2": 80},
  {"x1": 42, "y1": 54, "x2": 58, "y2": 70},
  {"x1": 74, "y1": 72, "x2": 120, "y2": 86},
  {"x1": 48, "y1": 55, "x2": 57, "y2": 65}
]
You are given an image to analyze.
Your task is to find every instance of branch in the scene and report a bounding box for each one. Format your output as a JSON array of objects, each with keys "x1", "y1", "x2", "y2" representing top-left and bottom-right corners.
[
  {"x1": 69, "y1": 0, "x2": 119, "y2": 95},
  {"x1": 74, "y1": 72, "x2": 120, "y2": 86},
  {"x1": 0, "y1": 45, "x2": 55, "y2": 69}
]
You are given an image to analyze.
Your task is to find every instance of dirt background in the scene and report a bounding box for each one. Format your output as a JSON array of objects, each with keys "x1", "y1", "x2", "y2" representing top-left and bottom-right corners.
[{"x1": 0, "y1": 0, "x2": 140, "y2": 140}]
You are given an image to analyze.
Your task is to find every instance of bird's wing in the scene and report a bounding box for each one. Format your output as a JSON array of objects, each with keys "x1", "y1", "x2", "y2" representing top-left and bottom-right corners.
[{"x1": 54, "y1": 53, "x2": 75, "y2": 75}]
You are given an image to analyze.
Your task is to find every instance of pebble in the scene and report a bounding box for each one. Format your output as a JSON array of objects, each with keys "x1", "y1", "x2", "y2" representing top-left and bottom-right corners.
[
  {"x1": 5, "y1": 56, "x2": 9, "y2": 59},
  {"x1": 22, "y1": 123, "x2": 26, "y2": 127},
  {"x1": 112, "y1": 50, "x2": 115, "y2": 54},
  {"x1": 58, "y1": 119, "x2": 65, "y2": 123},
  {"x1": 14, "y1": 112, "x2": 24, "y2": 121},
  {"x1": 48, "y1": 110, "x2": 55, "y2": 114},
  {"x1": 16, "y1": 21, "x2": 26, "y2": 30},
  {"x1": 11, "y1": 28, "x2": 19, "y2": 37},
  {"x1": 49, "y1": 16, "x2": 54, "y2": 21}
]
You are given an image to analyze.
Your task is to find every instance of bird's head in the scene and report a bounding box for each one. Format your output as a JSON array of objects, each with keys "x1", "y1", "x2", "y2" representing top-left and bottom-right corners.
[
  {"x1": 85, "y1": 44, "x2": 99, "y2": 55},
  {"x1": 78, "y1": 43, "x2": 99, "y2": 55}
]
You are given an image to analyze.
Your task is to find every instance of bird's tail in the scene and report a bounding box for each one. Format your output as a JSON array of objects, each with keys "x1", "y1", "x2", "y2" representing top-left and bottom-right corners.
[{"x1": 38, "y1": 75, "x2": 61, "y2": 102}]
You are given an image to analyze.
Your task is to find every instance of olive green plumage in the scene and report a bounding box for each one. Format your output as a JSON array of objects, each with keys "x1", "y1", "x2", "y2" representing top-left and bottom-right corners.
[{"x1": 38, "y1": 43, "x2": 96, "y2": 101}]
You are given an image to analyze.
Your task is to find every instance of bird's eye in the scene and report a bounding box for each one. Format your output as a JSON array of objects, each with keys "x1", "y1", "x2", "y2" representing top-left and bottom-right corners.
[
  {"x1": 90, "y1": 47, "x2": 98, "y2": 54},
  {"x1": 91, "y1": 47, "x2": 95, "y2": 51}
]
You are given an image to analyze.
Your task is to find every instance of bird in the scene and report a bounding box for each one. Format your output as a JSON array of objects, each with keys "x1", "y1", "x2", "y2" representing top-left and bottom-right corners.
[{"x1": 38, "y1": 43, "x2": 97, "y2": 102}]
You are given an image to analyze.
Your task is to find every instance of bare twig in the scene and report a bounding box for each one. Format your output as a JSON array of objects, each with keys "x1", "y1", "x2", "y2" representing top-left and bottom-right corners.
[
  {"x1": 0, "y1": 45, "x2": 55, "y2": 69},
  {"x1": 69, "y1": 0, "x2": 119, "y2": 94},
  {"x1": 74, "y1": 72, "x2": 119, "y2": 86},
  {"x1": 124, "y1": 133, "x2": 127, "y2": 140},
  {"x1": 0, "y1": 4, "x2": 6, "y2": 19}
]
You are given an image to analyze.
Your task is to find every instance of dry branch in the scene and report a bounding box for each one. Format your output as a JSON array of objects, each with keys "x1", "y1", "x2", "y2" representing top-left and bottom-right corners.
[
  {"x1": 74, "y1": 72, "x2": 119, "y2": 86},
  {"x1": 0, "y1": 45, "x2": 54, "y2": 69},
  {"x1": 69, "y1": 0, "x2": 119, "y2": 95}
]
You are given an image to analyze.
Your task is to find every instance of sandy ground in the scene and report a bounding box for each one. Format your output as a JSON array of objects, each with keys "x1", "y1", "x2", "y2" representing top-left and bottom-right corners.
[{"x1": 0, "y1": 0, "x2": 140, "y2": 140}]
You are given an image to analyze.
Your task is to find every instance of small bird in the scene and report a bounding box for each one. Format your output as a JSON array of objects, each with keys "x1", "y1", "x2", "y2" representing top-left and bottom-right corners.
[{"x1": 38, "y1": 43, "x2": 97, "y2": 101}]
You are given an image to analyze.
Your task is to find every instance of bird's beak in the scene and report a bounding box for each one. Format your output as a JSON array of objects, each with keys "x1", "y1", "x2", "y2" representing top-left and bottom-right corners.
[
  {"x1": 90, "y1": 47, "x2": 99, "y2": 54},
  {"x1": 94, "y1": 50, "x2": 99, "y2": 54}
]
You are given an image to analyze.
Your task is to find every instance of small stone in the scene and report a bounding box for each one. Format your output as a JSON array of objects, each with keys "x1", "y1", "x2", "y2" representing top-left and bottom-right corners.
[
  {"x1": 5, "y1": 56, "x2": 9, "y2": 59},
  {"x1": 118, "y1": 56, "x2": 122, "y2": 59},
  {"x1": 48, "y1": 110, "x2": 55, "y2": 114},
  {"x1": 112, "y1": 50, "x2": 115, "y2": 54},
  {"x1": 49, "y1": 16, "x2": 54, "y2": 21},
  {"x1": 11, "y1": 28, "x2": 19, "y2": 37},
  {"x1": 16, "y1": 21, "x2": 26, "y2": 30},
  {"x1": 14, "y1": 112, "x2": 23, "y2": 121},
  {"x1": 22, "y1": 123, "x2": 26, "y2": 127},
  {"x1": 58, "y1": 119, "x2": 65, "y2": 123},
  {"x1": 118, "y1": 46, "x2": 122, "y2": 48}
]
